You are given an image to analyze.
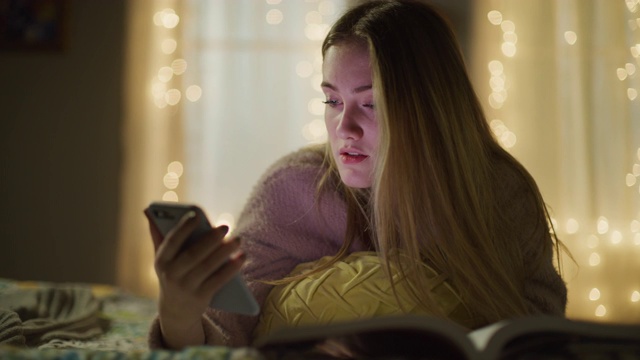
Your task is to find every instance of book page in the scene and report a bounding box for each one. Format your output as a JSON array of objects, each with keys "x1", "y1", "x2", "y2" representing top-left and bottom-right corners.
[
  {"x1": 468, "y1": 316, "x2": 640, "y2": 359},
  {"x1": 467, "y1": 320, "x2": 511, "y2": 352}
]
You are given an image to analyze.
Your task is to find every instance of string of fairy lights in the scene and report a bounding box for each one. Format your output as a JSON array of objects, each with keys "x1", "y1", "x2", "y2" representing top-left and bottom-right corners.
[
  {"x1": 486, "y1": 10, "x2": 517, "y2": 150},
  {"x1": 623, "y1": 0, "x2": 640, "y2": 198},
  {"x1": 260, "y1": 0, "x2": 335, "y2": 144},
  {"x1": 623, "y1": 0, "x2": 640, "y2": 310},
  {"x1": 485, "y1": 2, "x2": 640, "y2": 321},
  {"x1": 151, "y1": 7, "x2": 190, "y2": 204}
]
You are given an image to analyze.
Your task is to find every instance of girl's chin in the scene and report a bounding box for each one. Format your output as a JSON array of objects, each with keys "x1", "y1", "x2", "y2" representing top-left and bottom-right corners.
[{"x1": 339, "y1": 174, "x2": 372, "y2": 189}]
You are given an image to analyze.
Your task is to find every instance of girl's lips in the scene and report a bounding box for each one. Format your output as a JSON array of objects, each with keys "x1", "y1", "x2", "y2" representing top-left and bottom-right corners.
[{"x1": 339, "y1": 151, "x2": 369, "y2": 164}]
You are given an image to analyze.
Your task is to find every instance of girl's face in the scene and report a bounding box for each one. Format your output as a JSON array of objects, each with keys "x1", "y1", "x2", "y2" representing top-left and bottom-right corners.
[{"x1": 322, "y1": 43, "x2": 378, "y2": 188}]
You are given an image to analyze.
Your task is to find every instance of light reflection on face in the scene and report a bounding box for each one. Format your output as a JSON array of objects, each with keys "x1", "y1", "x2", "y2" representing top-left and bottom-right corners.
[{"x1": 322, "y1": 43, "x2": 378, "y2": 188}]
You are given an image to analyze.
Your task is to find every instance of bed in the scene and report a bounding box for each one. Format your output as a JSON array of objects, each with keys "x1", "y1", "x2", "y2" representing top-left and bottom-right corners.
[
  {"x1": 3, "y1": 277, "x2": 640, "y2": 360},
  {"x1": 0, "y1": 278, "x2": 263, "y2": 360}
]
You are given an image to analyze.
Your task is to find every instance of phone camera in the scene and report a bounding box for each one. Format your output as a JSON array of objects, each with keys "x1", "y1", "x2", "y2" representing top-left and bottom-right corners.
[{"x1": 154, "y1": 209, "x2": 174, "y2": 219}]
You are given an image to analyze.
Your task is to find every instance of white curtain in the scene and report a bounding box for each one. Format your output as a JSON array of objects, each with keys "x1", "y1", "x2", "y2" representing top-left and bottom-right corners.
[
  {"x1": 119, "y1": 0, "x2": 640, "y2": 323},
  {"x1": 471, "y1": 0, "x2": 640, "y2": 322},
  {"x1": 118, "y1": 0, "x2": 346, "y2": 299},
  {"x1": 178, "y1": 0, "x2": 346, "y2": 228}
]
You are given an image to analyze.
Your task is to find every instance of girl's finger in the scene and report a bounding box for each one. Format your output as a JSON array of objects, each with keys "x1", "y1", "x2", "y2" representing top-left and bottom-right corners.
[
  {"x1": 167, "y1": 226, "x2": 230, "y2": 280},
  {"x1": 183, "y1": 237, "x2": 242, "y2": 290},
  {"x1": 154, "y1": 210, "x2": 200, "y2": 267},
  {"x1": 179, "y1": 225, "x2": 229, "y2": 263},
  {"x1": 200, "y1": 251, "x2": 246, "y2": 296}
]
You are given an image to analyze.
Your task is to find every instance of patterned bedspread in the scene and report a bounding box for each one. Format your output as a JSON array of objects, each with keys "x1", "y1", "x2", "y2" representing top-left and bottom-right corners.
[{"x1": 0, "y1": 278, "x2": 263, "y2": 360}]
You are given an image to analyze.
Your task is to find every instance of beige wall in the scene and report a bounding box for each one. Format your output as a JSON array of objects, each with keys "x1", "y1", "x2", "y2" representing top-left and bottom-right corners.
[{"x1": 0, "y1": 0, "x2": 125, "y2": 285}]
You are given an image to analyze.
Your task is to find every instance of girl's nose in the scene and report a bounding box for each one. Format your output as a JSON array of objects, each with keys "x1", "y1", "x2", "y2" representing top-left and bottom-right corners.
[{"x1": 336, "y1": 107, "x2": 364, "y2": 140}]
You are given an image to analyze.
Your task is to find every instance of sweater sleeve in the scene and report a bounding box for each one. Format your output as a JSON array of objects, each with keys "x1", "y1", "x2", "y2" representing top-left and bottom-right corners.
[
  {"x1": 217, "y1": 147, "x2": 352, "y2": 346},
  {"x1": 148, "y1": 146, "x2": 354, "y2": 349},
  {"x1": 495, "y1": 160, "x2": 568, "y2": 316}
]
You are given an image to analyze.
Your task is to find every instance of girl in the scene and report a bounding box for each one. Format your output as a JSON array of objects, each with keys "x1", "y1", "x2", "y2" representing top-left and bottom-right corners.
[{"x1": 146, "y1": 0, "x2": 567, "y2": 349}]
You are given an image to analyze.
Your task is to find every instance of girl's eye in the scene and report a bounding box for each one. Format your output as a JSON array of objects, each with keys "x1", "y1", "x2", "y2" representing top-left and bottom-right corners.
[
  {"x1": 322, "y1": 99, "x2": 340, "y2": 107},
  {"x1": 322, "y1": 99, "x2": 374, "y2": 109}
]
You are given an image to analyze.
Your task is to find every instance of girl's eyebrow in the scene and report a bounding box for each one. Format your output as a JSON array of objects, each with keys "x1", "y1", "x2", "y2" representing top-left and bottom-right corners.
[{"x1": 321, "y1": 81, "x2": 373, "y2": 94}]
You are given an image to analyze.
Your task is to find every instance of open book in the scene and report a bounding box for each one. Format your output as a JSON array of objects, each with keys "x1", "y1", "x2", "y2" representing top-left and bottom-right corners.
[{"x1": 254, "y1": 315, "x2": 640, "y2": 359}]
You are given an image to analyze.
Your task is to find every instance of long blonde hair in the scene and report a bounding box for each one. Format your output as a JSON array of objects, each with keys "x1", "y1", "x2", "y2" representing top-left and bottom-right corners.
[
  {"x1": 277, "y1": 0, "x2": 564, "y2": 326},
  {"x1": 317, "y1": 0, "x2": 564, "y2": 325}
]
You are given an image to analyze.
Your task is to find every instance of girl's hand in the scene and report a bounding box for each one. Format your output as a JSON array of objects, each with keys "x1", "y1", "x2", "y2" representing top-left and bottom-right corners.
[{"x1": 144, "y1": 209, "x2": 245, "y2": 348}]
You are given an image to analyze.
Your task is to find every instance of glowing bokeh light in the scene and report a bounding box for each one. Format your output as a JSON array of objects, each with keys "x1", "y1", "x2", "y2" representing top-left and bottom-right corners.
[
  {"x1": 487, "y1": 10, "x2": 503, "y2": 25},
  {"x1": 308, "y1": 98, "x2": 325, "y2": 115},
  {"x1": 617, "y1": 68, "x2": 628, "y2": 81},
  {"x1": 488, "y1": 60, "x2": 504, "y2": 75},
  {"x1": 501, "y1": 42, "x2": 517, "y2": 57},
  {"x1": 158, "y1": 66, "x2": 173, "y2": 83},
  {"x1": 266, "y1": 9, "x2": 284, "y2": 25},
  {"x1": 501, "y1": 20, "x2": 515, "y2": 33},
  {"x1": 171, "y1": 59, "x2": 187, "y2": 75},
  {"x1": 162, "y1": 191, "x2": 179, "y2": 202},
  {"x1": 566, "y1": 218, "x2": 579, "y2": 234},
  {"x1": 305, "y1": 24, "x2": 330, "y2": 41},
  {"x1": 302, "y1": 119, "x2": 328, "y2": 143},
  {"x1": 503, "y1": 31, "x2": 518, "y2": 44},
  {"x1": 597, "y1": 216, "x2": 609, "y2": 234},
  {"x1": 163, "y1": 172, "x2": 180, "y2": 189},
  {"x1": 186, "y1": 85, "x2": 202, "y2": 102},
  {"x1": 167, "y1": 161, "x2": 184, "y2": 177},
  {"x1": 165, "y1": 89, "x2": 181, "y2": 105},
  {"x1": 161, "y1": 39, "x2": 177, "y2": 54},
  {"x1": 564, "y1": 31, "x2": 577, "y2": 45},
  {"x1": 161, "y1": 10, "x2": 180, "y2": 29}
]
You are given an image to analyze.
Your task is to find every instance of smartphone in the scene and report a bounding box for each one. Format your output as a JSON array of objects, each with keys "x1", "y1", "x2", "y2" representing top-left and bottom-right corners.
[{"x1": 147, "y1": 201, "x2": 260, "y2": 316}]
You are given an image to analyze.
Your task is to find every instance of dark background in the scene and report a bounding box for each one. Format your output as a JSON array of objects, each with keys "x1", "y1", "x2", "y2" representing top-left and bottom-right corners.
[{"x1": 0, "y1": 0, "x2": 126, "y2": 285}]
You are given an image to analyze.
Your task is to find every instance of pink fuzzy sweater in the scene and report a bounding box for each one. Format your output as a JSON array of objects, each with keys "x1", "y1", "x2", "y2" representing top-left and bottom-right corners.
[{"x1": 148, "y1": 145, "x2": 567, "y2": 348}]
